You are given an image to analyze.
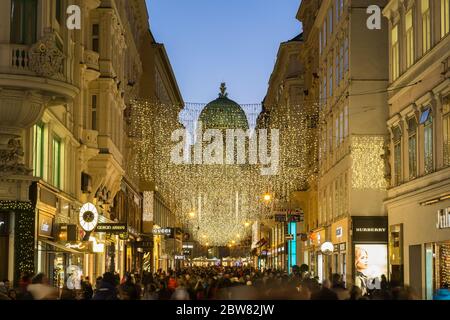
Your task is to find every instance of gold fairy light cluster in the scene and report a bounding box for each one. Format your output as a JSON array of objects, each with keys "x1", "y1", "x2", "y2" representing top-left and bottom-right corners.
[
  {"x1": 351, "y1": 135, "x2": 387, "y2": 190},
  {"x1": 127, "y1": 99, "x2": 318, "y2": 246}
]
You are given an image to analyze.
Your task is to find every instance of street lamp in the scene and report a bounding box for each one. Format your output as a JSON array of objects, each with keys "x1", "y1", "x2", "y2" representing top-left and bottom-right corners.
[
  {"x1": 263, "y1": 194, "x2": 271, "y2": 202},
  {"x1": 188, "y1": 211, "x2": 195, "y2": 218}
]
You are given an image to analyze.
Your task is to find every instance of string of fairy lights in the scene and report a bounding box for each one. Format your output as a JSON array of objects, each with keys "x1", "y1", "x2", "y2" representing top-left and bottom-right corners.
[{"x1": 127, "y1": 99, "x2": 318, "y2": 246}]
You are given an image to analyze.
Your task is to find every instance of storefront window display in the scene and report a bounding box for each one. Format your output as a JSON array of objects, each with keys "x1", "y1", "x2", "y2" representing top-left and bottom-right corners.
[
  {"x1": 425, "y1": 242, "x2": 450, "y2": 299},
  {"x1": 352, "y1": 216, "x2": 388, "y2": 295},
  {"x1": 389, "y1": 224, "x2": 403, "y2": 284}
]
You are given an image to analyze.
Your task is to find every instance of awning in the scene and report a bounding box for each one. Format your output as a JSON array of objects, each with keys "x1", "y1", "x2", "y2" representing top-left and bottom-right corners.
[{"x1": 38, "y1": 239, "x2": 84, "y2": 255}]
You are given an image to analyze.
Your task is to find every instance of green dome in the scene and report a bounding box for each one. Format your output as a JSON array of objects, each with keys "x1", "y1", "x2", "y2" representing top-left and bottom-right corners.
[{"x1": 199, "y1": 83, "x2": 249, "y2": 130}]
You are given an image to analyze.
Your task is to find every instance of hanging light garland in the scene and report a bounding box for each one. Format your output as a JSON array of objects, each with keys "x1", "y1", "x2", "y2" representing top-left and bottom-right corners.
[{"x1": 127, "y1": 100, "x2": 318, "y2": 246}]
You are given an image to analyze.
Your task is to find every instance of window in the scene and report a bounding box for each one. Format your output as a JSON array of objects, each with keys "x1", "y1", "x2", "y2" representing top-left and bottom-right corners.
[
  {"x1": 33, "y1": 123, "x2": 44, "y2": 178},
  {"x1": 335, "y1": 0, "x2": 340, "y2": 23},
  {"x1": 344, "y1": 36, "x2": 349, "y2": 72},
  {"x1": 328, "y1": 8, "x2": 333, "y2": 36},
  {"x1": 319, "y1": 31, "x2": 323, "y2": 54},
  {"x1": 442, "y1": 0, "x2": 450, "y2": 38},
  {"x1": 344, "y1": 105, "x2": 349, "y2": 137},
  {"x1": 323, "y1": 21, "x2": 327, "y2": 49},
  {"x1": 422, "y1": 0, "x2": 431, "y2": 54},
  {"x1": 329, "y1": 64, "x2": 333, "y2": 98},
  {"x1": 339, "y1": 42, "x2": 344, "y2": 81},
  {"x1": 339, "y1": 111, "x2": 344, "y2": 143},
  {"x1": 392, "y1": 25, "x2": 400, "y2": 80},
  {"x1": 393, "y1": 126, "x2": 402, "y2": 185},
  {"x1": 443, "y1": 96, "x2": 450, "y2": 166},
  {"x1": 335, "y1": 53, "x2": 340, "y2": 88},
  {"x1": 405, "y1": 10, "x2": 414, "y2": 68},
  {"x1": 55, "y1": 0, "x2": 64, "y2": 25},
  {"x1": 323, "y1": 75, "x2": 327, "y2": 104},
  {"x1": 92, "y1": 24, "x2": 100, "y2": 52},
  {"x1": 408, "y1": 117, "x2": 417, "y2": 179},
  {"x1": 334, "y1": 180, "x2": 339, "y2": 217},
  {"x1": 92, "y1": 95, "x2": 98, "y2": 130},
  {"x1": 52, "y1": 136, "x2": 62, "y2": 189},
  {"x1": 10, "y1": 0, "x2": 37, "y2": 45},
  {"x1": 328, "y1": 122, "x2": 333, "y2": 155},
  {"x1": 423, "y1": 109, "x2": 433, "y2": 174},
  {"x1": 335, "y1": 116, "x2": 339, "y2": 148}
]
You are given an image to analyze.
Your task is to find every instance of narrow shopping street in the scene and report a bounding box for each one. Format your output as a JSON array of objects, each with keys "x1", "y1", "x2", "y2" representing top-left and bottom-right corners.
[{"x1": 0, "y1": 0, "x2": 450, "y2": 307}]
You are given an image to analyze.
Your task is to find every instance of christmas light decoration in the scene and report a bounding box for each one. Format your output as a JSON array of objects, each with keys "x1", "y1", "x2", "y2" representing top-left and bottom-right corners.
[
  {"x1": 0, "y1": 201, "x2": 36, "y2": 282},
  {"x1": 127, "y1": 99, "x2": 318, "y2": 246},
  {"x1": 351, "y1": 136, "x2": 387, "y2": 190}
]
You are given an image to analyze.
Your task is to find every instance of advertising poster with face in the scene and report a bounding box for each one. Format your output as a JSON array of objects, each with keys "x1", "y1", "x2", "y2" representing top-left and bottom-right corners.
[{"x1": 354, "y1": 244, "x2": 387, "y2": 295}]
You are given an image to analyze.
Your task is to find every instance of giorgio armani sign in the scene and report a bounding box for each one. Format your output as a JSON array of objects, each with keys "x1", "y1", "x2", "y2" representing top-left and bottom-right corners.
[{"x1": 352, "y1": 216, "x2": 388, "y2": 243}]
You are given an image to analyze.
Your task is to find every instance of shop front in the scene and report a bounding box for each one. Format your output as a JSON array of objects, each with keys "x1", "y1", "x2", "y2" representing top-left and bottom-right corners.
[
  {"x1": 352, "y1": 216, "x2": 388, "y2": 296},
  {"x1": 331, "y1": 218, "x2": 349, "y2": 286},
  {"x1": 309, "y1": 228, "x2": 327, "y2": 282}
]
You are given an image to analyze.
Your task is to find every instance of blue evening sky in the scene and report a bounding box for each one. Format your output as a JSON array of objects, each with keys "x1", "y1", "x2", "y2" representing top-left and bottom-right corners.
[{"x1": 146, "y1": 0, "x2": 302, "y2": 105}]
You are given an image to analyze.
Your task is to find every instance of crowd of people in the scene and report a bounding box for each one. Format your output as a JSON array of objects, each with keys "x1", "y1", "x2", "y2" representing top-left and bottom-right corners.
[{"x1": 3, "y1": 264, "x2": 449, "y2": 300}]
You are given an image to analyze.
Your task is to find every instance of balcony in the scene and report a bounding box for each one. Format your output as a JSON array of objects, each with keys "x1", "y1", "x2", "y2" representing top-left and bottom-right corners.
[{"x1": 0, "y1": 33, "x2": 79, "y2": 101}]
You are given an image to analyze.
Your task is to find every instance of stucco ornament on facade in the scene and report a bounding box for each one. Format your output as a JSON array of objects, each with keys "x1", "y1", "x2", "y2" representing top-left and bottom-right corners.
[
  {"x1": 29, "y1": 33, "x2": 65, "y2": 79},
  {"x1": 0, "y1": 137, "x2": 32, "y2": 176}
]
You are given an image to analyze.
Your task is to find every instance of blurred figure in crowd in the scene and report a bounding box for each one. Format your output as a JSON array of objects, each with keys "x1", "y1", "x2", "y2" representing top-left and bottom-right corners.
[
  {"x1": 92, "y1": 272, "x2": 118, "y2": 300},
  {"x1": 27, "y1": 273, "x2": 58, "y2": 300}
]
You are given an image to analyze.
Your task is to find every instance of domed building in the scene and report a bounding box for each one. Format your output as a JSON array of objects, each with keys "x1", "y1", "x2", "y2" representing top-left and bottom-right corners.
[{"x1": 199, "y1": 83, "x2": 249, "y2": 130}]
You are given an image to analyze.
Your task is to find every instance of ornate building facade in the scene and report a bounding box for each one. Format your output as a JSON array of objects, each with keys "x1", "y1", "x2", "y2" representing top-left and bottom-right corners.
[
  {"x1": 383, "y1": 0, "x2": 450, "y2": 299},
  {"x1": 0, "y1": 0, "x2": 183, "y2": 285},
  {"x1": 298, "y1": 0, "x2": 390, "y2": 286}
]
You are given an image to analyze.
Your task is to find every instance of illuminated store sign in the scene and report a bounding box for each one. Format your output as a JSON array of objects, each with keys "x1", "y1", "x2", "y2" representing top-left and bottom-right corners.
[
  {"x1": 95, "y1": 223, "x2": 127, "y2": 233},
  {"x1": 38, "y1": 214, "x2": 53, "y2": 237}
]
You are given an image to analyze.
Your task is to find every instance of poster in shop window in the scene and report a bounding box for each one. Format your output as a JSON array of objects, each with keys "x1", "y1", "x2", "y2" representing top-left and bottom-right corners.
[{"x1": 354, "y1": 244, "x2": 388, "y2": 295}]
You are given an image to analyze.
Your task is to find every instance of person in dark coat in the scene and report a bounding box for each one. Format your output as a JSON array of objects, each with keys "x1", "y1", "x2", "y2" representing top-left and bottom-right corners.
[
  {"x1": 92, "y1": 272, "x2": 118, "y2": 300},
  {"x1": 81, "y1": 276, "x2": 94, "y2": 300},
  {"x1": 311, "y1": 280, "x2": 339, "y2": 300}
]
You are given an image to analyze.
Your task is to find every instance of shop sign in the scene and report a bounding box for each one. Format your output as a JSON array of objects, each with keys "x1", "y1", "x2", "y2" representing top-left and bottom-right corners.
[
  {"x1": 339, "y1": 243, "x2": 346, "y2": 252},
  {"x1": 352, "y1": 216, "x2": 388, "y2": 243},
  {"x1": 38, "y1": 214, "x2": 53, "y2": 237},
  {"x1": 137, "y1": 240, "x2": 153, "y2": 249},
  {"x1": 153, "y1": 228, "x2": 173, "y2": 236},
  {"x1": 95, "y1": 223, "x2": 127, "y2": 234},
  {"x1": 436, "y1": 207, "x2": 450, "y2": 229},
  {"x1": 285, "y1": 234, "x2": 294, "y2": 240},
  {"x1": 334, "y1": 244, "x2": 339, "y2": 252},
  {"x1": 175, "y1": 255, "x2": 185, "y2": 260}
]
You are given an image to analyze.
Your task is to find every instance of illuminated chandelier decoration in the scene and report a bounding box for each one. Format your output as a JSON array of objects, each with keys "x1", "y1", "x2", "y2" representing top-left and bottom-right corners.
[{"x1": 127, "y1": 89, "x2": 318, "y2": 246}]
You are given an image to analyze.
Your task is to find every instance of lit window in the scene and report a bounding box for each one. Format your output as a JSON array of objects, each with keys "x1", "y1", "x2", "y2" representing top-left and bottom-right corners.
[
  {"x1": 335, "y1": 116, "x2": 339, "y2": 147},
  {"x1": 344, "y1": 105, "x2": 349, "y2": 137},
  {"x1": 33, "y1": 123, "x2": 44, "y2": 178},
  {"x1": 408, "y1": 117, "x2": 417, "y2": 179},
  {"x1": 52, "y1": 136, "x2": 62, "y2": 189},
  {"x1": 443, "y1": 96, "x2": 450, "y2": 166},
  {"x1": 329, "y1": 64, "x2": 333, "y2": 98},
  {"x1": 339, "y1": 111, "x2": 344, "y2": 143},
  {"x1": 442, "y1": 0, "x2": 450, "y2": 38},
  {"x1": 422, "y1": 0, "x2": 431, "y2": 54},
  {"x1": 405, "y1": 10, "x2": 414, "y2": 68},
  {"x1": 393, "y1": 126, "x2": 402, "y2": 185},
  {"x1": 423, "y1": 109, "x2": 433, "y2": 174},
  {"x1": 344, "y1": 36, "x2": 349, "y2": 72},
  {"x1": 392, "y1": 25, "x2": 400, "y2": 80}
]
